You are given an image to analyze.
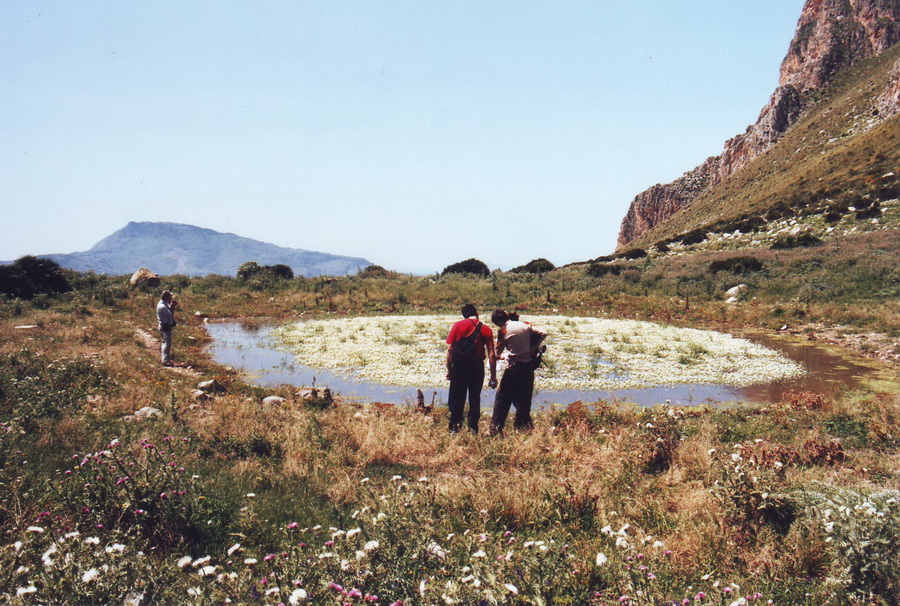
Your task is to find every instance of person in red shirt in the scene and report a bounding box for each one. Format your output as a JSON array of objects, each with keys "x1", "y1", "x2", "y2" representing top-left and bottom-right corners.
[{"x1": 445, "y1": 304, "x2": 497, "y2": 434}]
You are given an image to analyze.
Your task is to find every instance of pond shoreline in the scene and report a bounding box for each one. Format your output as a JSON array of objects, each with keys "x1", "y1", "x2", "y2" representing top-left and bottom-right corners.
[{"x1": 202, "y1": 316, "x2": 880, "y2": 407}]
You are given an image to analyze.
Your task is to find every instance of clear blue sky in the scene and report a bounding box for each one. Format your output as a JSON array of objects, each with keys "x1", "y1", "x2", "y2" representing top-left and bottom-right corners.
[{"x1": 1, "y1": 1, "x2": 806, "y2": 274}]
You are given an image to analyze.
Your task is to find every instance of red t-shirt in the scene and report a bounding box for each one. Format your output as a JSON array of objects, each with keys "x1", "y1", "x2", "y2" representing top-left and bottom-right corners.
[{"x1": 446, "y1": 318, "x2": 494, "y2": 360}]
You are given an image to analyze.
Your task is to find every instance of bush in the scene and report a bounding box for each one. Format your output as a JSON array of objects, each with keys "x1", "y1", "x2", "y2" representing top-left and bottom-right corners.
[
  {"x1": 510, "y1": 258, "x2": 555, "y2": 274},
  {"x1": 0, "y1": 350, "x2": 112, "y2": 428},
  {"x1": 709, "y1": 256, "x2": 765, "y2": 275},
  {"x1": 771, "y1": 233, "x2": 823, "y2": 249},
  {"x1": 586, "y1": 263, "x2": 622, "y2": 278},
  {"x1": 56, "y1": 436, "x2": 235, "y2": 550},
  {"x1": 441, "y1": 258, "x2": 490, "y2": 277},
  {"x1": 678, "y1": 229, "x2": 707, "y2": 246},
  {"x1": 792, "y1": 486, "x2": 900, "y2": 602},
  {"x1": 621, "y1": 248, "x2": 647, "y2": 260},
  {"x1": 0, "y1": 256, "x2": 71, "y2": 300}
]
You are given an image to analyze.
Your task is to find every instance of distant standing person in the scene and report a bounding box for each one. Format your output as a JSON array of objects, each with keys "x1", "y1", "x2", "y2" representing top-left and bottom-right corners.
[
  {"x1": 489, "y1": 309, "x2": 547, "y2": 435},
  {"x1": 157, "y1": 290, "x2": 178, "y2": 367},
  {"x1": 445, "y1": 304, "x2": 497, "y2": 434}
]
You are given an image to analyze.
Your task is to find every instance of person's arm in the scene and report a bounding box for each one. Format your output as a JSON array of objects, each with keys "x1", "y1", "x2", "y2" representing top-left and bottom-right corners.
[
  {"x1": 446, "y1": 344, "x2": 454, "y2": 379},
  {"x1": 486, "y1": 330, "x2": 497, "y2": 388}
]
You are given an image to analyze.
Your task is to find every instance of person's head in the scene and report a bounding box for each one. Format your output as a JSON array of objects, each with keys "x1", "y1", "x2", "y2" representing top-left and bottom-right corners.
[
  {"x1": 461, "y1": 304, "x2": 477, "y2": 319},
  {"x1": 491, "y1": 309, "x2": 509, "y2": 327},
  {"x1": 507, "y1": 312, "x2": 519, "y2": 322},
  {"x1": 161, "y1": 290, "x2": 173, "y2": 303}
]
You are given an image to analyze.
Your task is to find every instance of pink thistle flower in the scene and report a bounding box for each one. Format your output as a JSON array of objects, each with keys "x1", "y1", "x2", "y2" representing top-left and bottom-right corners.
[
  {"x1": 329, "y1": 582, "x2": 345, "y2": 593},
  {"x1": 696, "y1": 593, "x2": 706, "y2": 600},
  {"x1": 348, "y1": 589, "x2": 363, "y2": 599},
  {"x1": 287, "y1": 522, "x2": 299, "y2": 529},
  {"x1": 325, "y1": 540, "x2": 334, "y2": 547},
  {"x1": 264, "y1": 553, "x2": 276, "y2": 561}
]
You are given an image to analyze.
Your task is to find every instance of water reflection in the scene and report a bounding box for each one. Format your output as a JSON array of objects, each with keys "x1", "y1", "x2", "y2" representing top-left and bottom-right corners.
[{"x1": 205, "y1": 321, "x2": 873, "y2": 408}]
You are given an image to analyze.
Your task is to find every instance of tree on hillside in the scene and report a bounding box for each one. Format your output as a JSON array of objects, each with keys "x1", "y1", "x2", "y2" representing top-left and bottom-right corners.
[
  {"x1": 441, "y1": 258, "x2": 490, "y2": 277},
  {"x1": 0, "y1": 256, "x2": 72, "y2": 300}
]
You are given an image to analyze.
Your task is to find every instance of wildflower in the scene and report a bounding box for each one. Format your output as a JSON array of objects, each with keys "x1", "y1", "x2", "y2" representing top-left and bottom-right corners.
[
  {"x1": 287, "y1": 522, "x2": 299, "y2": 529},
  {"x1": 246, "y1": 493, "x2": 256, "y2": 498},
  {"x1": 360, "y1": 477, "x2": 370, "y2": 483},
  {"x1": 199, "y1": 565, "x2": 216, "y2": 576},
  {"x1": 653, "y1": 540, "x2": 664, "y2": 549},
  {"x1": 504, "y1": 584, "x2": 519, "y2": 595},
  {"x1": 426, "y1": 541, "x2": 447, "y2": 560},
  {"x1": 265, "y1": 587, "x2": 280, "y2": 596},
  {"x1": 106, "y1": 543, "x2": 126, "y2": 555},
  {"x1": 347, "y1": 527, "x2": 362, "y2": 538},
  {"x1": 289, "y1": 588, "x2": 308, "y2": 604},
  {"x1": 596, "y1": 552, "x2": 608, "y2": 566},
  {"x1": 472, "y1": 550, "x2": 487, "y2": 558},
  {"x1": 348, "y1": 589, "x2": 363, "y2": 598},
  {"x1": 418, "y1": 476, "x2": 429, "y2": 482},
  {"x1": 728, "y1": 599, "x2": 747, "y2": 606},
  {"x1": 17, "y1": 586, "x2": 37, "y2": 597},
  {"x1": 177, "y1": 556, "x2": 193, "y2": 568},
  {"x1": 192, "y1": 556, "x2": 211, "y2": 567},
  {"x1": 227, "y1": 543, "x2": 241, "y2": 556},
  {"x1": 82, "y1": 568, "x2": 100, "y2": 583},
  {"x1": 26, "y1": 526, "x2": 44, "y2": 533},
  {"x1": 187, "y1": 587, "x2": 202, "y2": 597},
  {"x1": 244, "y1": 558, "x2": 258, "y2": 565},
  {"x1": 364, "y1": 540, "x2": 380, "y2": 552},
  {"x1": 42, "y1": 544, "x2": 58, "y2": 567}
]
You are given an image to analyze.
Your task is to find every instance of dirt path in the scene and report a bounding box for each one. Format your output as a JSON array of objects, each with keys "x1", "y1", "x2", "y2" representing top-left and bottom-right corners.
[{"x1": 134, "y1": 326, "x2": 201, "y2": 377}]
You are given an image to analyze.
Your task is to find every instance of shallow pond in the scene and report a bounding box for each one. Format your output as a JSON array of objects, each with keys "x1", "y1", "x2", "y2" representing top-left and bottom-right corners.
[{"x1": 205, "y1": 321, "x2": 874, "y2": 408}]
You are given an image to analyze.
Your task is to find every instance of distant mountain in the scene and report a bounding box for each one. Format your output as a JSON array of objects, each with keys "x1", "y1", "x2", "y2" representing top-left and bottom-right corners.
[
  {"x1": 38, "y1": 222, "x2": 373, "y2": 277},
  {"x1": 617, "y1": 0, "x2": 900, "y2": 250}
]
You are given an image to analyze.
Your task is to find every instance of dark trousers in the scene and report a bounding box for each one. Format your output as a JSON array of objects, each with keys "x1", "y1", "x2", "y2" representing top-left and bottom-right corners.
[
  {"x1": 490, "y1": 362, "x2": 534, "y2": 434},
  {"x1": 447, "y1": 358, "x2": 485, "y2": 433}
]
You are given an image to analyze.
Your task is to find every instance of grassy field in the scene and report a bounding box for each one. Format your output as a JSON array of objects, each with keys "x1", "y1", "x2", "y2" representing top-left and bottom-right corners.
[{"x1": 1, "y1": 244, "x2": 899, "y2": 604}]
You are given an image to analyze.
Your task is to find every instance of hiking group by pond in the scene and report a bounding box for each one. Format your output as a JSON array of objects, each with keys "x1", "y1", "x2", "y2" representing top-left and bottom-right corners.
[{"x1": 445, "y1": 304, "x2": 547, "y2": 436}]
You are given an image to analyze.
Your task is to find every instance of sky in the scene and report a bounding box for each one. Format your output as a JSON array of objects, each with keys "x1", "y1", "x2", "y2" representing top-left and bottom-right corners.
[{"x1": 1, "y1": 1, "x2": 807, "y2": 274}]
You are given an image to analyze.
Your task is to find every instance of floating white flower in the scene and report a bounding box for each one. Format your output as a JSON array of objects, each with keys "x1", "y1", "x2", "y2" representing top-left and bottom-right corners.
[
  {"x1": 289, "y1": 588, "x2": 308, "y2": 604},
  {"x1": 82, "y1": 568, "x2": 100, "y2": 583},
  {"x1": 274, "y1": 315, "x2": 805, "y2": 391}
]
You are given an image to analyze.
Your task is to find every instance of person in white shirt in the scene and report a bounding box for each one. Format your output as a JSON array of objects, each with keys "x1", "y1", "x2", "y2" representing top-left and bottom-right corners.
[
  {"x1": 488, "y1": 309, "x2": 547, "y2": 435},
  {"x1": 156, "y1": 290, "x2": 178, "y2": 366}
]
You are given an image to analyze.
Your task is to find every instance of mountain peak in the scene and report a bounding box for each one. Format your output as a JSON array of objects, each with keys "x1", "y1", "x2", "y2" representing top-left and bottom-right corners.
[{"x1": 41, "y1": 222, "x2": 373, "y2": 277}]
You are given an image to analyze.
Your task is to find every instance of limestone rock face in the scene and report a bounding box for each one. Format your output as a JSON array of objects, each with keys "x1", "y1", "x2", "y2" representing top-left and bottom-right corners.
[
  {"x1": 877, "y1": 56, "x2": 900, "y2": 117},
  {"x1": 617, "y1": 0, "x2": 900, "y2": 249}
]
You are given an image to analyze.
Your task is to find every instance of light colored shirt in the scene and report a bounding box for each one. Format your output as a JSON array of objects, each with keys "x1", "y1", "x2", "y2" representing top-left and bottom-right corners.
[
  {"x1": 157, "y1": 300, "x2": 175, "y2": 330},
  {"x1": 496, "y1": 320, "x2": 546, "y2": 364}
]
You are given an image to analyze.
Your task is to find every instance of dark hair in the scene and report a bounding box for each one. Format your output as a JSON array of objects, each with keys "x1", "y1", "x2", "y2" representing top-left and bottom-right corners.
[
  {"x1": 161, "y1": 290, "x2": 173, "y2": 299},
  {"x1": 461, "y1": 304, "x2": 477, "y2": 318},
  {"x1": 491, "y1": 309, "x2": 509, "y2": 326},
  {"x1": 507, "y1": 312, "x2": 519, "y2": 322}
]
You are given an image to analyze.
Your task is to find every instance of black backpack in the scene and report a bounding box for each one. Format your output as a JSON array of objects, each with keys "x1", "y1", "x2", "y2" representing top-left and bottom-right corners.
[{"x1": 451, "y1": 321, "x2": 483, "y2": 363}]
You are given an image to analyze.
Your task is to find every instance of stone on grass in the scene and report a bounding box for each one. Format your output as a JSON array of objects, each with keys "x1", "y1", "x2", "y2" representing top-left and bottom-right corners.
[
  {"x1": 262, "y1": 396, "x2": 286, "y2": 407},
  {"x1": 126, "y1": 407, "x2": 163, "y2": 422},
  {"x1": 197, "y1": 379, "x2": 224, "y2": 394}
]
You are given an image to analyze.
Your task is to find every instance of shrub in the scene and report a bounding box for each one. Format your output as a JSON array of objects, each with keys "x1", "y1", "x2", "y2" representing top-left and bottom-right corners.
[
  {"x1": 269, "y1": 264, "x2": 294, "y2": 280},
  {"x1": 510, "y1": 258, "x2": 556, "y2": 274},
  {"x1": 621, "y1": 248, "x2": 647, "y2": 260},
  {"x1": 709, "y1": 256, "x2": 765, "y2": 275},
  {"x1": 792, "y1": 486, "x2": 900, "y2": 602},
  {"x1": 586, "y1": 263, "x2": 622, "y2": 278},
  {"x1": 55, "y1": 436, "x2": 235, "y2": 550},
  {"x1": 0, "y1": 350, "x2": 112, "y2": 428},
  {"x1": 678, "y1": 229, "x2": 707, "y2": 246},
  {"x1": 441, "y1": 258, "x2": 490, "y2": 277},
  {"x1": 0, "y1": 256, "x2": 71, "y2": 300},
  {"x1": 236, "y1": 261, "x2": 263, "y2": 280},
  {"x1": 771, "y1": 233, "x2": 823, "y2": 249}
]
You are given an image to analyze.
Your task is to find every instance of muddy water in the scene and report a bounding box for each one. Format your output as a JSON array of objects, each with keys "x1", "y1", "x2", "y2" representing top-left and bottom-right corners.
[{"x1": 205, "y1": 321, "x2": 875, "y2": 408}]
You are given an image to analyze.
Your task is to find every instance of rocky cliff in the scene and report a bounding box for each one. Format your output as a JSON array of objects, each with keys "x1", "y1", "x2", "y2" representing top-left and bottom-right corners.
[{"x1": 617, "y1": 0, "x2": 900, "y2": 249}]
